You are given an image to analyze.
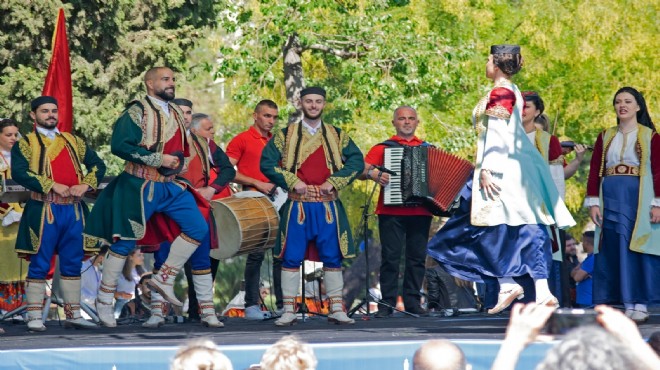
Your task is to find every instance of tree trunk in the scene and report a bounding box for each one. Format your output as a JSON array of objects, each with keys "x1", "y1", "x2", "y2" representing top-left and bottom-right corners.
[{"x1": 282, "y1": 33, "x2": 304, "y2": 125}]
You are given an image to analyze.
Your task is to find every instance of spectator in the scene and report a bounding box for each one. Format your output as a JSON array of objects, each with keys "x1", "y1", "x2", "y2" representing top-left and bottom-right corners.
[
  {"x1": 259, "y1": 335, "x2": 317, "y2": 370},
  {"x1": 571, "y1": 231, "x2": 595, "y2": 307},
  {"x1": 491, "y1": 303, "x2": 660, "y2": 370},
  {"x1": 114, "y1": 248, "x2": 145, "y2": 318},
  {"x1": 80, "y1": 245, "x2": 108, "y2": 312},
  {"x1": 413, "y1": 339, "x2": 470, "y2": 370},
  {"x1": 170, "y1": 339, "x2": 233, "y2": 370},
  {"x1": 648, "y1": 331, "x2": 660, "y2": 357}
]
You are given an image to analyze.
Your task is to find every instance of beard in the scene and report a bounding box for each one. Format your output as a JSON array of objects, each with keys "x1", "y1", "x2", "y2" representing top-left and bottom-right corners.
[
  {"x1": 302, "y1": 107, "x2": 323, "y2": 121},
  {"x1": 155, "y1": 87, "x2": 175, "y2": 101},
  {"x1": 36, "y1": 116, "x2": 58, "y2": 129}
]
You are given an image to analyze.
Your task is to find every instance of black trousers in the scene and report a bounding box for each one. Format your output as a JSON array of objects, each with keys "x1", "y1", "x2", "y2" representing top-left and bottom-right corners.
[
  {"x1": 244, "y1": 250, "x2": 282, "y2": 308},
  {"x1": 378, "y1": 214, "x2": 432, "y2": 310}
]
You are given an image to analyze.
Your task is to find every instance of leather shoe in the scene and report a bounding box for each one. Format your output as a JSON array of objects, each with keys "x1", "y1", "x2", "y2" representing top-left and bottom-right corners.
[
  {"x1": 406, "y1": 306, "x2": 428, "y2": 316},
  {"x1": 487, "y1": 286, "x2": 525, "y2": 314}
]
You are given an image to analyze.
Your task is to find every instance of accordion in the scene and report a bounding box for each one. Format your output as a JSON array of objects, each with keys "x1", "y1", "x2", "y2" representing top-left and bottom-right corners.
[{"x1": 383, "y1": 145, "x2": 474, "y2": 215}]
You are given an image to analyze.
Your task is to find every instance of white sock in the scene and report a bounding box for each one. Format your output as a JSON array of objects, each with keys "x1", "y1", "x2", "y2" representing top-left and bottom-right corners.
[
  {"x1": 624, "y1": 303, "x2": 634, "y2": 310},
  {"x1": 534, "y1": 278, "x2": 552, "y2": 302},
  {"x1": 634, "y1": 303, "x2": 648, "y2": 313},
  {"x1": 497, "y1": 277, "x2": 518, "y2": 291}
]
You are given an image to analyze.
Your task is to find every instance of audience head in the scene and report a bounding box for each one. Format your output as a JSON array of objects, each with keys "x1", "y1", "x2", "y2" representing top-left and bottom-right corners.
[
  {"x1": 259, "y1": 335, "x2": 317, "y2": 370},
  {"x1": 170, "y1": 339, "x2": 233, "y2": 370},
  {"x1": 564, "y1": 233, "x2": 577, "y2": 257},
  {"x1": 648, "y1": 331, "x2": 660, "y2": 356},
  {"x1": 413, "y1": 339, "x2": 469, "y2": 370},
  {"x1": 536, "y1": 325, "x2": 636, "y2": 370}
]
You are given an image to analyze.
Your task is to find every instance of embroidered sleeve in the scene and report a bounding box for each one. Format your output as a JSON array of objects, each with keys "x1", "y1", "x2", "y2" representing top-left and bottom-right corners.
[
  {"x1": 485, "y1": 87, "x2": 515, "y2": 120},
  {"x1": 327, "y1": 132, "x2": 364, "y2": 191},
  {"x1": 80, "y1": 139, "x2": 107, "y2": 190},
  {"x1": 111, "y1": 110, "x2": 163, "y2": 167},
  {"x1": 261, "y1": 130, "x2": 297, "y2": 190},
  {"x1": 10, "y1": 138, "x2": 54, "y2": 194}
]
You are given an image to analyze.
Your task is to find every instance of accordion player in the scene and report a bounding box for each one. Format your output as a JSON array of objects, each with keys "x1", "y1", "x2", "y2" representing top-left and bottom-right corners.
[{"x1": 382, "y1": 144, "x2": 474, "y2": 216}]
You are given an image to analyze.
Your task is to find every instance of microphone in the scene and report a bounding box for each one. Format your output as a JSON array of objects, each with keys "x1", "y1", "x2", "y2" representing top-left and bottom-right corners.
[{"x1": 372, "y1": 165, "x2": 397, "y2": 176}]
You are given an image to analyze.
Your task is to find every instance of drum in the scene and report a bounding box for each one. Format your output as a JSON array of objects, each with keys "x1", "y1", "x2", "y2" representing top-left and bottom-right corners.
[{"x1": 209, "y1": 192, "x2": 280, "y2": 259}]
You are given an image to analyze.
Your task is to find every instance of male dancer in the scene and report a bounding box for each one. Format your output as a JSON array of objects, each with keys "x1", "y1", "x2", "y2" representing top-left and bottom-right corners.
[
  {"x1": 144, "y1": 113, "x2": 234, "y2": 328},
  {"x1": 261, "y1": 87, "x2": 364, "y2": 326},
  {"x1": 225, "y1": 99, "x2": 283, "y2": 319},
  {"x1": 13, "y1": 96, "x2": 106, "y2": 331},
  {"x1": 84, "y1": 67, "x2": 209, "y2": 328}
]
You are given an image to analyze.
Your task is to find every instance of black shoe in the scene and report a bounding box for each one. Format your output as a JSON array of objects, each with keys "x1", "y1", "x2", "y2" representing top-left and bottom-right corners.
[
  {"x1": 406, "y1": 306, "x2": 428, "y2": 316},
  {"x1": 374, "y1": 308, "x2": 393, "y2": 318}
]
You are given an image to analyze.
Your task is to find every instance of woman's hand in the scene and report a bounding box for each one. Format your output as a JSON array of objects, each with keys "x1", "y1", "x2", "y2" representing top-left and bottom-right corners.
[
  {"x1": 589, "y1": 205, "x2": 602, "y2": 227},
  {"x1": 650, "y1": 206, "x2": 660, "y2": 224},
  {"x1": 479, "y1": 169, "x2": 501, "y2": 200}
]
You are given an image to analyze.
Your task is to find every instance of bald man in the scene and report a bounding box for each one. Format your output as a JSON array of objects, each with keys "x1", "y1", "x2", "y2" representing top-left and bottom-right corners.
[
  {"x1": 413, "y1": 340, "x2": 470, "y2": 370},
  {"x1": 85, "y1": 67, "x2": 209, "y2": 328}
]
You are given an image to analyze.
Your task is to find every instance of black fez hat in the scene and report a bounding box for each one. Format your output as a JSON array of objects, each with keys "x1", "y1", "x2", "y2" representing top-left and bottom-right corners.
[
  {"x1": 300, "y1": 86, "x2": 326, "y2": 98},
  {"x1": 31, "y1": 96, "x2": 58, "y2": 112},
  {"x1": 171, "y1": 98, "x2": 193, "y2": 108},
  {"x1": 490, "y1": 44, "x2": 521, "y2": 55}
]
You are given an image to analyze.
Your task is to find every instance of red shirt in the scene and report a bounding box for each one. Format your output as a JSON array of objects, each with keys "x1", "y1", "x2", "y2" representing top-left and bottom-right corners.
[
  {"x1": 365, "y1": 135, "x2": 433, "y2": 216},
  {"x1": 225, "y1": 126, "x2": 272, "y2": 184}
]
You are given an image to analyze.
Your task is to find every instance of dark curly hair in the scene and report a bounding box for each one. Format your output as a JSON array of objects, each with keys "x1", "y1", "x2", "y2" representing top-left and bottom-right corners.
[{"x1": 492, "y1": 53, "x2": 523, "y2": 76}]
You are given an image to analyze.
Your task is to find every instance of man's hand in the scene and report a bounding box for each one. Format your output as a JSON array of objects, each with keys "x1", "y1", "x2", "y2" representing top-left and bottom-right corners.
[
  {"x1": 370, "y1": 169, "x2": 389, "y2": 186},
  {"x1": 293, "y1": 181, "x2": 308, "y2": 195},
  {"x1": 162, "y1": 154, "x2": 180, "y2": 169},
  {"x1": 255, "y1": 181, "x2": 276, "y2": 195},
  {"x1": 589, "y1": 206, "x2": 602, "y2": 227},
  {"x1": 197, "y1": 186, "x2": 215, "y2": 201},
  {"x1": 319, "y1": 181, "x2": 335, "y2": 195},
  {"x1": 51, "y1": 183, "x2": 71, "y2": 197},
  {"x1": 69, "y1": 184, "x2": 90, "y2": 197}
]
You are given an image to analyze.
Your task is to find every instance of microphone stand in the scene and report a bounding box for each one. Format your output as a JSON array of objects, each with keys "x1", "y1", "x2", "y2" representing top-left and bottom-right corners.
[{"x1": 347, "y1": 171, "x2": 419, "y2": 319}]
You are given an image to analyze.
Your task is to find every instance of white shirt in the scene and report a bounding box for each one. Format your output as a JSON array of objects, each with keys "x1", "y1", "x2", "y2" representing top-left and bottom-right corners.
[
  {"x1": 36, "y1": 126, "x2": 60, "y2": 140},
  {"x1": 148, "y1": 96, "x2": 170, "y2": 117},
  {"x1": 301, "y1": 119, "x2": 321, "y2": 135}
]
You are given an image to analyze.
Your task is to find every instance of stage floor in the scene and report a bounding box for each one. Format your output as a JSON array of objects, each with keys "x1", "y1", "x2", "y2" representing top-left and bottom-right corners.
[{"x1": 1, "y1": 312, "x2": 658, "y2": 370}]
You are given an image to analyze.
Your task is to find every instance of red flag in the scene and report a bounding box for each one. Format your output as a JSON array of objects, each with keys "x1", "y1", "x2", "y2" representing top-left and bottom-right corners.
[{"x1": 42, "y1": 8, "x2": 73, "y2": 132}]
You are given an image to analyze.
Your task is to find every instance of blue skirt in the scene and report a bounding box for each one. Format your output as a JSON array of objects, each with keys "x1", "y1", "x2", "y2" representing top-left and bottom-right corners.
[
  {"x1": 592, "y1": 176, "x2": 660, "y2": 305},
  {"x1": 427, "y1": 178, "x2": 552, "y2": 283}
]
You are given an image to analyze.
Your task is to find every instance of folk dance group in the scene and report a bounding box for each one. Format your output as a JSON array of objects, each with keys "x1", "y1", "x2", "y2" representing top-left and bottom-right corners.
[{"x1": 1, "y1": 44, "x2": 657, "y2": 333}]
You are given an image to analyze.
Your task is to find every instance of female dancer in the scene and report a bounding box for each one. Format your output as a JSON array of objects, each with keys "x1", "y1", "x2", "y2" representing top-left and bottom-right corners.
[
  {"x1": 427, "y1": 45, "x2": 574, "y2": 314},
  {"x1": 0, "y1": 119, "x2": 29, "y2": 316},
  {"x1": 585, "y1": 87, "x2": 660, "y2": 323}
]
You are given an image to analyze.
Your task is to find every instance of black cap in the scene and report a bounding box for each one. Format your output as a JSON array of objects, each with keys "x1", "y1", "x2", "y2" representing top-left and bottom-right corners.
[
  {"x1": 171, "y1": 98, "x2": 193, "y2": 108},
  {"x1": 490, "y1": 44, "x2": 521, "y2": 55},
  {"x1": 31, "y1": 96, "x2": 58, "y2": 112},
  {"x1": 300, "y1": 86, "x2": 326, "y2": 98}
]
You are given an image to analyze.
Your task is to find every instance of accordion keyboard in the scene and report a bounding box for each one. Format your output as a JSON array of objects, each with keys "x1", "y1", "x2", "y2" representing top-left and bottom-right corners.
[{"x1": 383, "y1": 147, "x2": 404, "y2": 205}]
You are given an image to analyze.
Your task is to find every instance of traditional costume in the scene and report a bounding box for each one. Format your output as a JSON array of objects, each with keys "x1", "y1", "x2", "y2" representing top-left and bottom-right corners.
[
  {"x1": 147, "y1": 130, "x2": 234, "y2": 328},
  {"x1": 584, "y1": 124, "x2": 660, "y2": 317},
  {"x1": 364, "y1": 135, "x2": 433, "y2": 316},
  {"x1": 12, "y1": 96, "x2": 106, "y2": 331},
  {"x1": 427, "y1": 46, "x2": 574, "y2": 314},
  {"x1": 260, "y1": 87, "x2": 363, "y2": 325},
  {"x1": 0, "y1": 149, "x2": 29, "y2": 313},
  {"x1": 84, "y1": 96, "x2": 209, "y2": 328}
]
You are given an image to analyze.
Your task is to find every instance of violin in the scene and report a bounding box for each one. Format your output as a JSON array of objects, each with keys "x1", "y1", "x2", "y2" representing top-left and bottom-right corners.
[{"x1": 560, "y1": 141, "x2": 593, "y2": 151}]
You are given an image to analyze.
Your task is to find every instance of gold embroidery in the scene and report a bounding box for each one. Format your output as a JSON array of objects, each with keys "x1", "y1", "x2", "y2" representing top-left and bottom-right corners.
[
  {"x1": 327, "y1": 171, "x2": 357, "y2": 192},
  {"x1": 324, "y1": 202, "x2": 334, "y2": 224},
  {"x1": 131, "y1": 151, "x2": 162, "y2": 167},
  {"x1": 147, "y1": 181, "x2": 155, "y2": 202},
  {"x1": 30, "y1": 228, "x2": 40, "y2": 250},
  {"x1": 339, "y1": 231, "x2": 349, "y2": 256},
  {"x1": 549, "y1": 156, "x2": 565, "y2": 165},
  {"x1": 274, "y1": 167, "x2": 299, "y2": 189},
  {"x1": 297, "y1": 202, "x2": 305, "y2": 225},
  {"x1": 129, "y1": 219, "x2": 144, "y2": 238},
  {"x1": 484, "y1": 105, "x2": 512, "y2": 120},
  {"x1": 180, "y1": 232, "x2": 201, "y2": 246}
]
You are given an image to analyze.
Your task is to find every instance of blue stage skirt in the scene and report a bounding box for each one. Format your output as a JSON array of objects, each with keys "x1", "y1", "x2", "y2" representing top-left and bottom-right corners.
[
  {"x1": 427, "y1": 178, "x2": 552, "y2": 283},
  {"x1": 592, "y1": 176, "x2": 660, "y2": 305}
]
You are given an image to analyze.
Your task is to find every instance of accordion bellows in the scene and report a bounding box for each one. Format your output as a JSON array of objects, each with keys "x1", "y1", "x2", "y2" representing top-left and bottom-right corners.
[{"x1": 384, "y1": 146, "x2": 474, "y2": 214}]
